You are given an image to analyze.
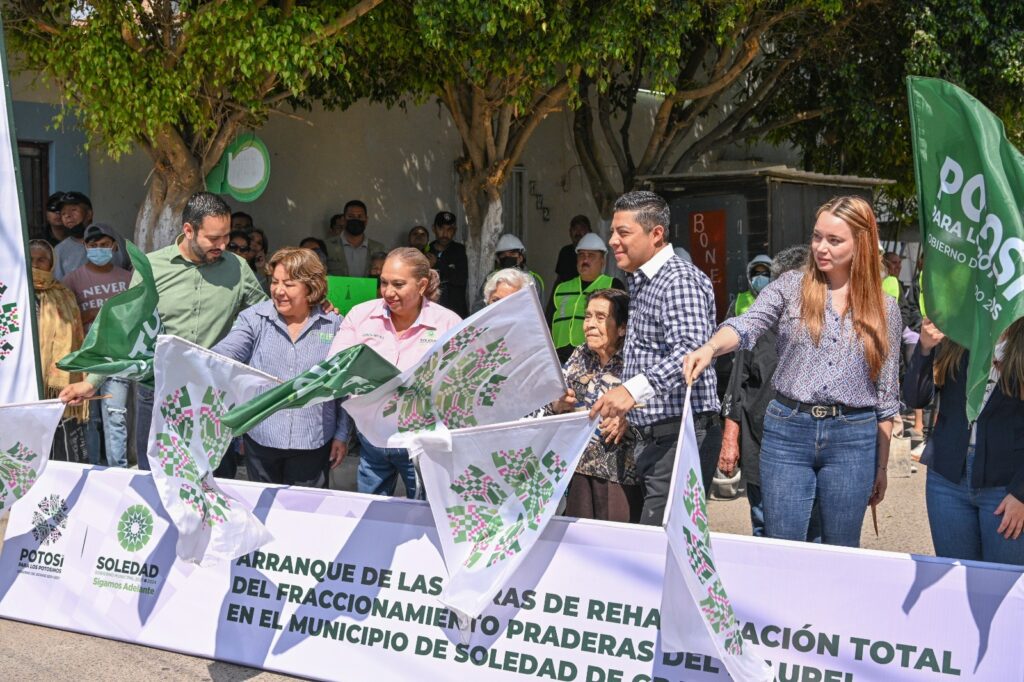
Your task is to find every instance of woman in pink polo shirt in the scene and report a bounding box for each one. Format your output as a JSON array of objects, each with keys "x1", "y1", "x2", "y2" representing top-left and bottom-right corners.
[{"x1": 330, "y1": 247, "x2": 462, "y2": 498}]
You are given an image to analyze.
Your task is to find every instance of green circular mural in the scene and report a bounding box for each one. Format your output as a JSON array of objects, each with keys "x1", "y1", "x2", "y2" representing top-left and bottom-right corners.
[{"x1": 206, "y1": 134, "x2": 271, "y2": 202}]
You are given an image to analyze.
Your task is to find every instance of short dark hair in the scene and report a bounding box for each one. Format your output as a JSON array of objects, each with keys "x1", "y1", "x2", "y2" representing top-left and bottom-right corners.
[
  {"x1": 344, "y1": 200, "x2": 367, "y2": 214},
  {"x1": 587, "y1": 288, "x2": 629, "y2": 328},
  {"x1": 300, "y1": 236, "x2": 328, "y2": 252},
  {"x1": 613, "y1": 191, "x2": 670, "y2": 234},
  {"x1": 329, "y1": 213, "x2": 345, "y2": 227},
  {"x1": 228, "y1": 230, "x2": 250, "y2": 245},
  {"x1": 183, "y1": 192, "x2": 231, "y2": 232},
  {"x1": 369, "y1": 250, "x2": 388, "y2": 262},
  {"x1": 231, "y1": 211, "x2": 252, "y2": 221},
  {"x1": 569, "y1": 214, "x2": 591, "y2": 231}
]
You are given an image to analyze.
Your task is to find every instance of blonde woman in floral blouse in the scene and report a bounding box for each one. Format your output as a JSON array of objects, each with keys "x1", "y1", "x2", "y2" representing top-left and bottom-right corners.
[{"x1": 551, "y1": 289, "x2": 642, "y2": 523}]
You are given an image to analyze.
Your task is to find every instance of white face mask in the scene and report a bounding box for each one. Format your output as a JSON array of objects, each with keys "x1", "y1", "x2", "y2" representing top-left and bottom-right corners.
[{"x1": 994, "y1": 340, "x2": 1007, "y2": 363}]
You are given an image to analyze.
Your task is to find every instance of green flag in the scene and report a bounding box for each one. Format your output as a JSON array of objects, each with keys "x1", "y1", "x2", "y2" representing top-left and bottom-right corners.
[
  {"x1": 907, "y1": 76, "x2": 1024, "y2": 420},
  {"x1": 220, "y1": 344, "x2": 399, "y2": 435},
  {"x1": 56, "y1": 240, "x2": 162, "y2": 382},
  {"x1": 326, "y1": 276, "x2": 378, "y2": 315}
]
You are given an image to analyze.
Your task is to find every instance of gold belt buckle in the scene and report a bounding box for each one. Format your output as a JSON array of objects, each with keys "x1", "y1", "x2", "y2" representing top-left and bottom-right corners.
[{"x1": 811, "y1": 405, "x2": 829, "y2": 419}]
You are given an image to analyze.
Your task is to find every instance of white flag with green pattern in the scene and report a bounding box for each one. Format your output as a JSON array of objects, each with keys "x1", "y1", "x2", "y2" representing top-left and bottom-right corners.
[
  {"x1": 343, "y1": 287, "x2": 566, "y2": 449},
  {"x1": 0, "y1": 399, "x2": 64, "y2": 514},
  {"x1": 412, "y1": 412, "x2": 595, "y2": 620},
  {"x1": 661, "y1": 386, "x2": 772, "y2": 681},
  {"x1": 146, "y1": 335, "x2": 278, "y2": 566}
]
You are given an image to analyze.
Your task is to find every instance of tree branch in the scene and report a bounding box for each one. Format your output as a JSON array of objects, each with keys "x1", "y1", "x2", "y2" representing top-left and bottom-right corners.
[
  {"x1": 505, "y1": 76, "x2": 573, "y2": 171},
  {"x1": 305, "y1": 0, "x2": 385, "y2": 46}
]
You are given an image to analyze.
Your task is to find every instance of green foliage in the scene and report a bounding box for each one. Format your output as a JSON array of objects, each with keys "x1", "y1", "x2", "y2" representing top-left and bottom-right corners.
[
  {"x1": 764, "y1": 0, "x2": 1024, "y2": 218},
  {"x1": 5, "y1": 0, "x2": 376, "y2": 160}
]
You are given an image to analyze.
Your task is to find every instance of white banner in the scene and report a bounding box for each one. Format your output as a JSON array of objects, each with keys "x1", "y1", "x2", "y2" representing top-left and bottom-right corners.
[
  {"x1": 0, "y1": 24, "x2": 38, "y2": 404},
  {"x1": 344, "y1": 287, "x2": 566, "y2": 448},
  {"x1": 0, "y1": 399, "x2": 64, "y2": 513},
  {"x1": 662, "y1": 387, "x2": 771, "y2": 681},
  {"x1": 413, "y1": 412, "x2": 595, "y2": 620},
  {"x1": 1, "y1": 463, "x2": 1022, "y2": 681},
  {"x1": 146, "y1": 335, "x2": 277, "y2": 565}
]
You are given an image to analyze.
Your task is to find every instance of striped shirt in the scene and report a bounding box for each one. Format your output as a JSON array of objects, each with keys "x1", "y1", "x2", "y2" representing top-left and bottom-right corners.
[
  {"x1": 721, "y1": 270, "x2": 902, "y2": 420},
  {"x1": 621, "y1": 244, "x2": 719, "y2": 425},
  {"x1": 212, "y1": 300, "x2": 347, "y2": 449}
]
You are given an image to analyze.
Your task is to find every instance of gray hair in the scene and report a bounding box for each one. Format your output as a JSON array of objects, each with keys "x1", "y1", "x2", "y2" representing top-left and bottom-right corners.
[
  {"x1": 612, "y1": 190, "x2": 671, "y2": 234},
  {"x1": 483, "y1": 268, "x2": 533, "y2": 303},
  {"x1": 771, "y1": 245, "x2": 810, "y2": 280}
]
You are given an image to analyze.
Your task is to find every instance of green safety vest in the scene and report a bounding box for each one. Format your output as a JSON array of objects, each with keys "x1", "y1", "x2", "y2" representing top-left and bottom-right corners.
[
  {"x1": 733, "y1": 290, "x2": 755, "y2": 316},
  {"x1": 882, "y1": 275, "x2": 901, "y2": 300},
  {"x1": 551, "y1": 275, "x2": 613, "y2": 348}
]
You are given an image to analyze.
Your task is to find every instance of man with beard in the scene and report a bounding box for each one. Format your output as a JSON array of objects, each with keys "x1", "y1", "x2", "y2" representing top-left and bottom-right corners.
[
  {"x1": 51, "y1": 191, "x2": 129, "y2": 279},
  {"x1": 61, "y1": 192, "x2": 267, "y2": 471},
  {"x1": 325, "y1": 199, "x2": 386, "y2": 277}
]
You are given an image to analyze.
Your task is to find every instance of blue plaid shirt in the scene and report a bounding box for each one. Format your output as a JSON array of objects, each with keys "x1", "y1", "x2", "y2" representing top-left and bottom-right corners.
[{"x1": 622, "y1": 246, "x2": 719, "y2": 425}]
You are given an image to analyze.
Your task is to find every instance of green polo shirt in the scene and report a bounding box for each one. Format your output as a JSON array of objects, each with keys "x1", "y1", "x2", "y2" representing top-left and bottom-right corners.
[
  {"x1": 140, "y1": 236, "x2": 267, "y2": 346},
  {"x1": 86, "y1": 236, "x2": 267, "y2": 387}
]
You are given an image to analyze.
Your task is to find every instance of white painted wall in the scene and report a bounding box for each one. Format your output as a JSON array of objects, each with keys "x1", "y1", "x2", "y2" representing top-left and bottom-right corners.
[{"x1": 10, "y1": 74, "x2": 797, "y2": 288}]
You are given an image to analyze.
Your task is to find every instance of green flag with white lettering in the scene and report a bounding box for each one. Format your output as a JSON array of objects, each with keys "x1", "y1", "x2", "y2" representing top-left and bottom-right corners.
[
  {"x1": 221, "y1": 344, "x2": 399, "y2": 435},
  {"x1": 907, "y1": 76, "x2": 1024, "y2": 420},
  {"x1": 56, "y1": 240, "x2": 162, "y2": 382}
]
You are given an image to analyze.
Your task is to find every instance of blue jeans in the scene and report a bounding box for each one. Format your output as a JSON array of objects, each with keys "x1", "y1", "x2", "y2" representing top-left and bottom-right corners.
[
  {"x1": 85, "y1": 378, "x2": 130, "y2": 467},
  {"x1": 759, "y1": 399, "x2": 877, "y2": 547},
  {"x1": 356, "y1": 432, "x2": 416, "y2": 499},
  {"x1": 926, "y1": 446, "x2": 1024, "y2": 566},
  {"x1": 747, "y1": 481, "x2": 823, "y2": 541}
]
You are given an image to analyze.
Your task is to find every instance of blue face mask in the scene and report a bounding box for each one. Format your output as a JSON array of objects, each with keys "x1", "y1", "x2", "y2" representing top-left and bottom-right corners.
[
  {"x1": 751, "y1": 274, "x2": 770, "y2": 294},
  {"x1": 86, "y1": 247, "x2": 114, "y2": 266}
]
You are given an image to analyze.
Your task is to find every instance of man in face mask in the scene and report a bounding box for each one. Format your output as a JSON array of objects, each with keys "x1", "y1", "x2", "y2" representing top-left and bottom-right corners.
[
  {"x1": 324, "y1": 199, "x2": 386, "y2": 277},
  {"x1": 731, "y1": 254, "x2": 773, "y2": 316},
  {"x1": 61, "y1": 224, "x2": 133, "y2": 468},
  {"x1": 471, "y1": 234, "x2": 546, "y2": 313},
  {"x1": 51, "y1": 191, "x2": 130, "y2": 280}
]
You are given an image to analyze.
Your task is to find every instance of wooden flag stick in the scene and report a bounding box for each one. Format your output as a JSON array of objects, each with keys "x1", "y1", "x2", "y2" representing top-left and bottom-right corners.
[
  {"x1": 84, "y1": 394, "x2": 112, "y2": 402},
  {"x1": 870, "y1": 503, "x2": 879, "y2": 537}
]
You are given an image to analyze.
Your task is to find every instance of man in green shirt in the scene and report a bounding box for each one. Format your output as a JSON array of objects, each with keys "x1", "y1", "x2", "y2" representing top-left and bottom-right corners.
[{"x1": 61, "y1": 192, "x2": 267, "y2": 470}]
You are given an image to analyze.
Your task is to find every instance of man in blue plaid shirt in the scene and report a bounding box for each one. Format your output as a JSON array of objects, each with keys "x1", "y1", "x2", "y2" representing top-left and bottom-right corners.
[{"x1": 591, "y1": 190, "x2": 721, "y2": 525}]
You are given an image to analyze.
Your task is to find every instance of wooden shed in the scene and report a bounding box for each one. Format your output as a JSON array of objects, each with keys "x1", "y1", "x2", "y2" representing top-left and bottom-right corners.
[{"x1": 639, "y1": 166, "x2": 894, "y2": 321}]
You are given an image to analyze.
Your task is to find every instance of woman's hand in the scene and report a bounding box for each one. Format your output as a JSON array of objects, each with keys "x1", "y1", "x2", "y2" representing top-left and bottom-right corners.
[
  {"x1": 329, "y1": 439, "x2": 348, "y2": 469},
  {"x1": 549, "y1": 388, "x2": 576, "y2": 414},
  {"x1": 868, "y1": 466, "x2": 888, "y2": 506},
  {"x1": 919, "y1": 318, "x2": 945, "y2": 355},
  {"x1": 682, "y1": 345, "x2": 716, "y2": 385},
  {"x1": 995, "y1": 494, "x2": 1024, "y2": 540},
  {"x1": 59, "y1": 381, "x2": 97, "y2": 406},
  {"x1": 599, "y1": 415, "x2": 629, "y2": 445}
]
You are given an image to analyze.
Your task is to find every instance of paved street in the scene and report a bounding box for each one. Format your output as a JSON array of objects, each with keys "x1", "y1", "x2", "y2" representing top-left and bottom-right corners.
[{"x1": 0, "y1": 459, "x2": 932, "y2": 680}]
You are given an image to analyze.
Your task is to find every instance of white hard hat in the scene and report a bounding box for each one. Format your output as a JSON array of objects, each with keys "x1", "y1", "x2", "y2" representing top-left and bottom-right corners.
[
  {"x1": 495, "y1": 233, "x2": 526, "y2": 253},
  {"x1": 575, "y1": 233, "x2": 608, "y2": 253}
]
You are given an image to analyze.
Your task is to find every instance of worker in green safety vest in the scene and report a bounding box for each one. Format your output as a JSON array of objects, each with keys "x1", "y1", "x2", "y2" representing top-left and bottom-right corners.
[
  {"x1": 731, "y1": 254, "x2": 773, "y2": 316},
  {"x1": 882, "y1": 251, "x2": 904, "y2": 300},
  {"x1": 550, "y1": 233, "x2": 625, "y2": 363}
]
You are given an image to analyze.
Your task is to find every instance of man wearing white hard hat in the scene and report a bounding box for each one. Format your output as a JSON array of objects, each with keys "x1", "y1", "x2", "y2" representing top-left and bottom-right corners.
[
  {"x1": 549, "y1": 233, "x2": 625, "y2": 363},
  {"x1": 473, "y1": 234, "x2": 545, "y2": 312}
]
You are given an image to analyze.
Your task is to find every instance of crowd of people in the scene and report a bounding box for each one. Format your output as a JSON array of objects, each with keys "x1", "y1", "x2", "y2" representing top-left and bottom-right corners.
[{"x1": 30, "y1": 186, "x2": 1023, "y2": 565}]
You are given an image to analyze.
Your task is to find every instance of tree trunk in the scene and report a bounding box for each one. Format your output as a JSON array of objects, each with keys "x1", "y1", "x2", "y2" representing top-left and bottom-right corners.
[
  {"x1": 135, "y1": 168, "x2": 204, "y2": 251},
  {"x1": 461, "y1": 176, "x2": 504, "y2": 307}
]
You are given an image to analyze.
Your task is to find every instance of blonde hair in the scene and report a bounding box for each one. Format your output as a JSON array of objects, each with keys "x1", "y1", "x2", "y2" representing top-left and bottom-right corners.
[
  {"x1": 933, "y1": 340, "x2": 966, "y2": 388},
  {"x1": 386, "y1": 247, "x2": 441, "y2": 302},
  {"x1": 267, "y1": 247, "x2": 327, "y2": 306},
  {"x1": 800, "y1": 196, "x2": 889, "y2": 381}
]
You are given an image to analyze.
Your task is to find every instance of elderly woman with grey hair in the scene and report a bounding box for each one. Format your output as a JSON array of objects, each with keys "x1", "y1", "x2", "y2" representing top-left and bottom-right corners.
[{"x1": 483, "y1": 267, "x2": 535, "y2": 305}]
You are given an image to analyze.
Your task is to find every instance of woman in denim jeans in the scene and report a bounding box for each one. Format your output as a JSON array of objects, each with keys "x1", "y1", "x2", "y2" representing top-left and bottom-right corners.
[
  {"x1": 904, "y1": 318, "x2": 1024, "y2": 565},
  {"x1": 684, "y1": 196, "x2": 902, "y2": 547}
]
